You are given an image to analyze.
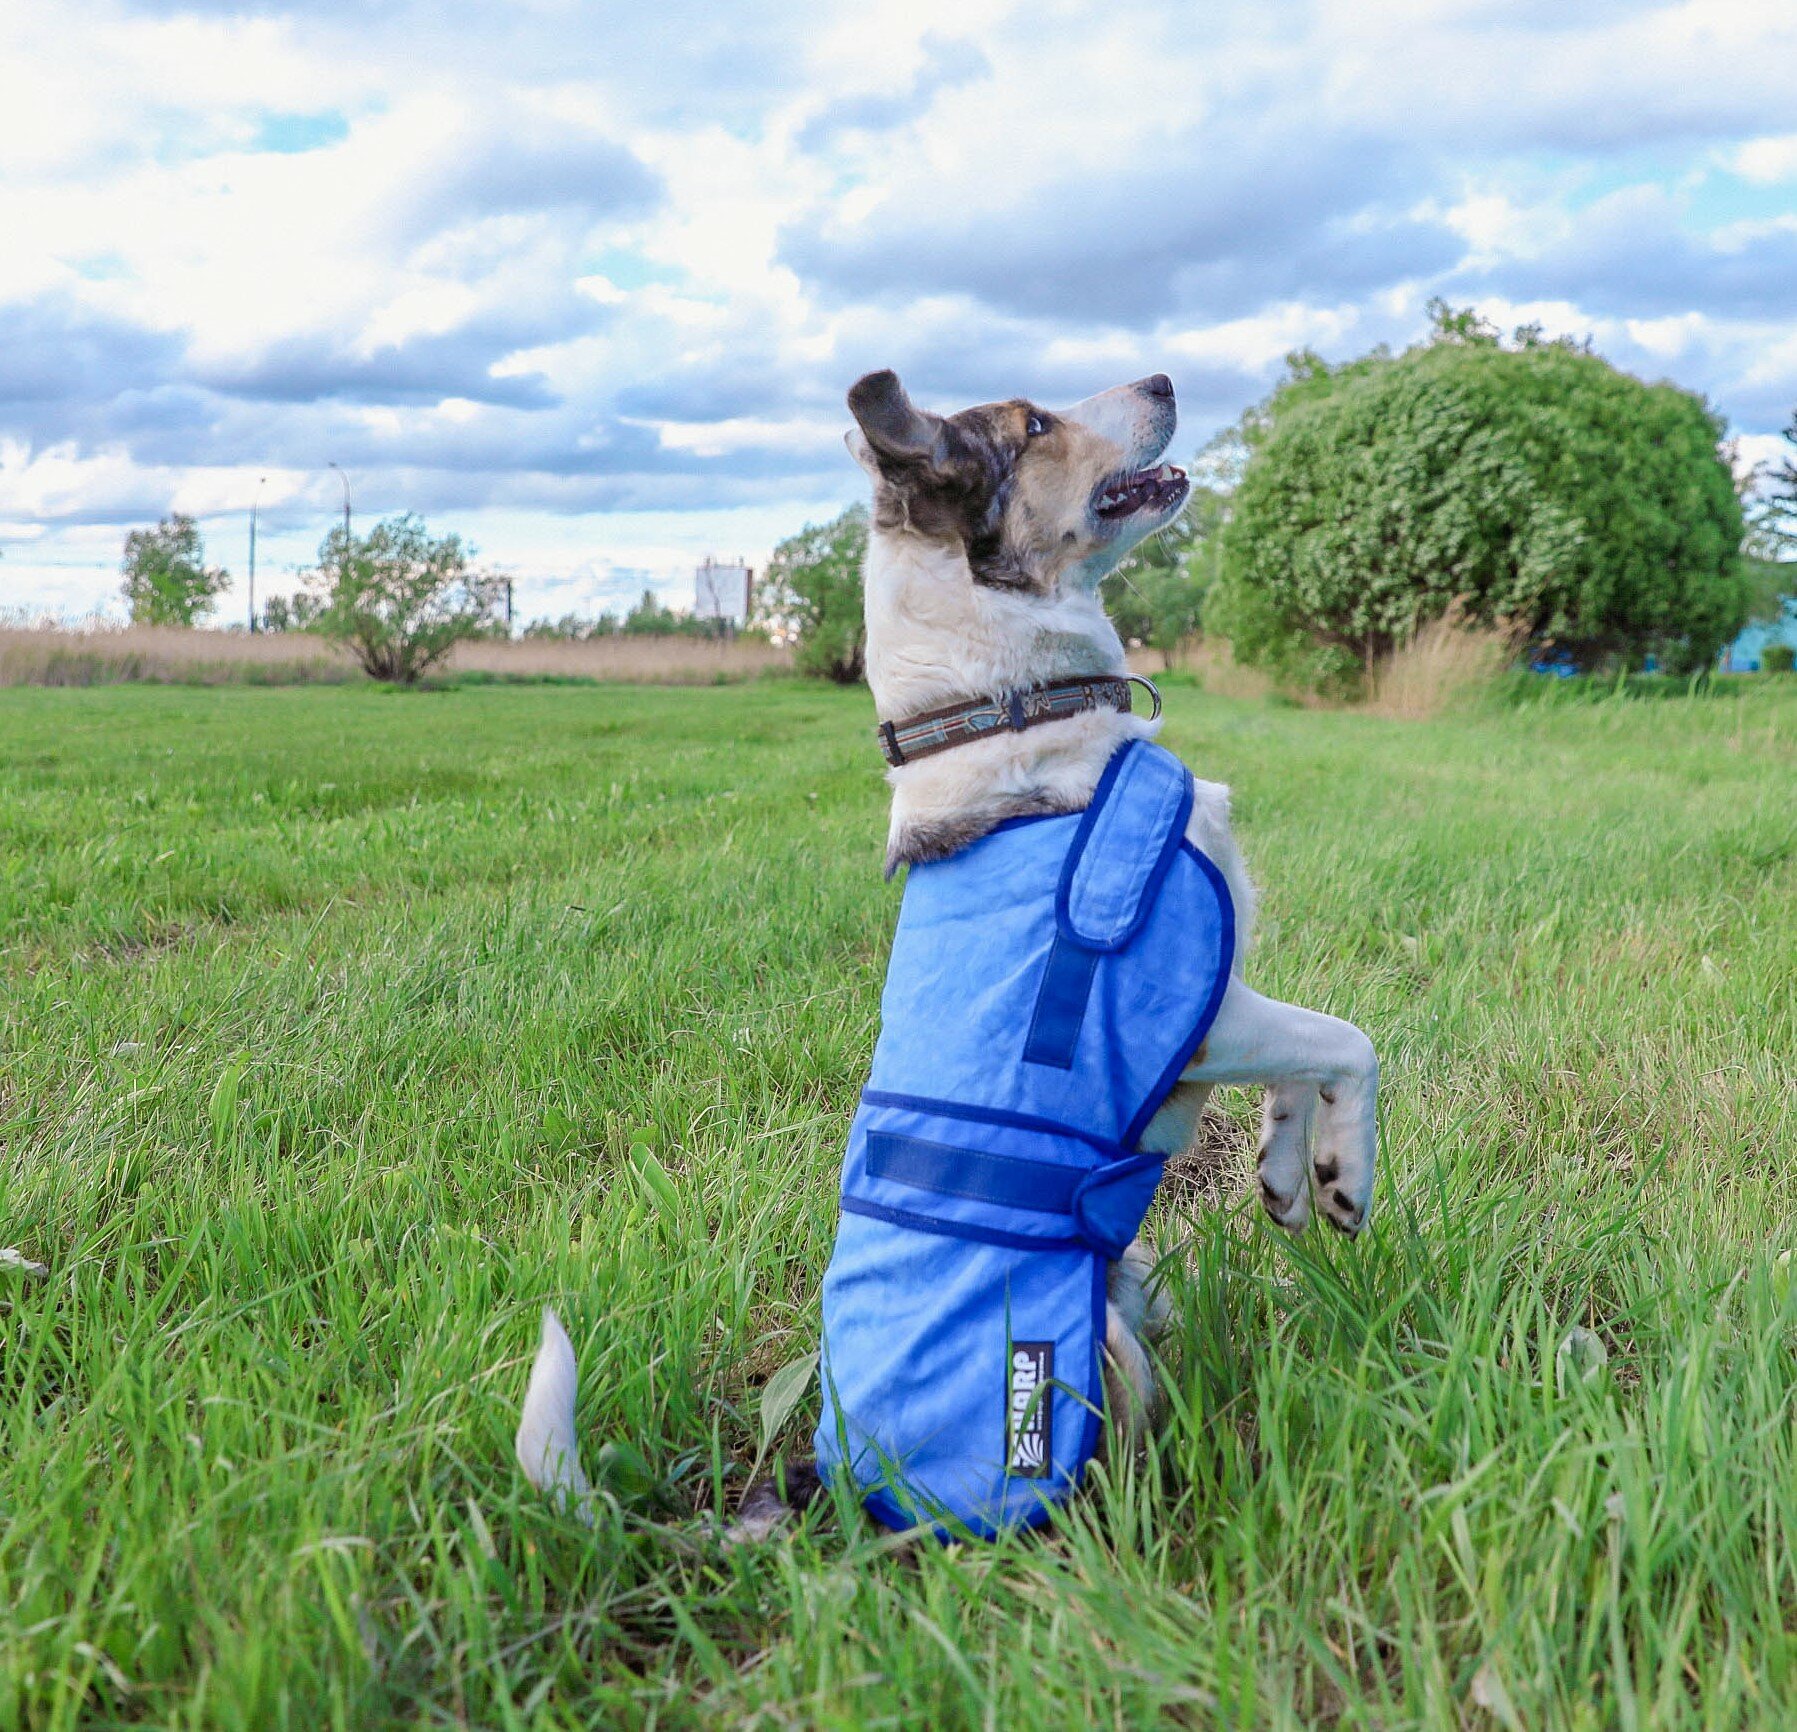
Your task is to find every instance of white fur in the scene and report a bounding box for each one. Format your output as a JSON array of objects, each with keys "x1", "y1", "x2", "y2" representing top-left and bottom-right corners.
[{"x1": 515, "y1": 1308, "x2": 593, "y2": 1522}]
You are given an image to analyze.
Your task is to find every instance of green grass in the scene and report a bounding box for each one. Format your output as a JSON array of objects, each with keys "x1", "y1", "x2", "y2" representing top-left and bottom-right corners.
[{"x1": 3, "y1": 676, "x2": 1795, "y2": 1729}]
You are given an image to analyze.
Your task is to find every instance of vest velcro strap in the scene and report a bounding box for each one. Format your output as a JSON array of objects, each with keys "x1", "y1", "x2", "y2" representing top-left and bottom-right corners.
[
  {"x1": 864, "y1": 1130, "x2": 1166, "y2": 1260},
  {"x1": 1071, "y1": 1154, "x2": 1166, "y2": 1258},
  {"x1": 1057, "y1": 741, "x2": 1194, "y2": 952},
  {"x1": 865, "y1": 1131, "x2": 1083, "y2": 1216}
]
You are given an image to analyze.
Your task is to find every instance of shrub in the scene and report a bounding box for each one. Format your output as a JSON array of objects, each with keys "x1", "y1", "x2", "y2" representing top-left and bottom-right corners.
[
  {"x1": 303, "y1": 514, "x2": 505, "y2": 684},
  {"x1": 1762, "y1": 642, "x2": 1795, "y2": 674},
  {"x1": 1208, "y1": 307, "x2": 1749, "y2": 694},
  {"x1": 260, "y1": 592, "x2": 325, "y2": 633}
]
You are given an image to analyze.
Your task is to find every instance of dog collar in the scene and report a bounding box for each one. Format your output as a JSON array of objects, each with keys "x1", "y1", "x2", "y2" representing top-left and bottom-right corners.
[{"x1": 875, "y1": 674, "x2": 1161, "y2": 768}]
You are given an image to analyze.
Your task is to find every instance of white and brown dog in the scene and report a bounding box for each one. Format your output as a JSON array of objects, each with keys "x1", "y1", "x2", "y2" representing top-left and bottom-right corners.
[{"x1": 516, "y1": 371, "x2": 1378, "y2": 1524}]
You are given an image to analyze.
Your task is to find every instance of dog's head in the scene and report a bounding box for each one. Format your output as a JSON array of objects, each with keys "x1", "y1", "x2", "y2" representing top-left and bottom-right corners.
[{"x1": 846, "y1": 370, "x2": 1190, "y2": 595}]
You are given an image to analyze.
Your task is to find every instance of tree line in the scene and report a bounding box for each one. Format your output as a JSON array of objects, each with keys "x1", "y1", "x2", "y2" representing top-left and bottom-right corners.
[
  {"x1": 117, "y1": 515, "x2": 741, "y2": 684},
  {"x1": 113, "y1": 303, "x2": 1797, "y2": 692}
]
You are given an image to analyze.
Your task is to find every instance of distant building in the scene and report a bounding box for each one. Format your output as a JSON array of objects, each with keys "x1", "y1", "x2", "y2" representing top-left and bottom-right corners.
[
  {"x1": 1720, "y1": 594, "x2": 1797, "y2": 672},
  {"x1": 693, "y1": 558, "x2": 753, "y2": 626}
]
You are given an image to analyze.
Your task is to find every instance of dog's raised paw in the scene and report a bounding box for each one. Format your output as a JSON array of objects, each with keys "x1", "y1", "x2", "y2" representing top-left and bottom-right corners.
[
  {"x1": 1322, "y1": 1190, "x2": 1367, "y2": 1236},
  {"x1": 1313, "y1": 1163, "x2": 1370, "y2": 1236},
  {"x1": 1258, "y1": 1176, "x2": 1311, "y2": 1232}
]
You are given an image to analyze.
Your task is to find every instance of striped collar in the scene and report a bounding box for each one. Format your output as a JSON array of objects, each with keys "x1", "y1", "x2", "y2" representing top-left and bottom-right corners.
[{"x1": 875, "y1": 674, "x2": 1161, "y2": 768}]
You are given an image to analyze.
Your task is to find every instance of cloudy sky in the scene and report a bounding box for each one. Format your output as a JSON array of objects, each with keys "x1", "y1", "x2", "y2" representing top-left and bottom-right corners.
[{"x1": 4, "y1": 0, "x2": 1796, "y2": 623}]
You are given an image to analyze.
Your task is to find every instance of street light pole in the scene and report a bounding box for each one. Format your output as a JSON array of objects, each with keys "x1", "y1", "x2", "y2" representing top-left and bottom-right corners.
[
  {"x1": 327, "y1": 461, "x2": 352, "y2": 545},
  {"x1": 248, "y1": 475, "x2": 266, "y2": 633}
]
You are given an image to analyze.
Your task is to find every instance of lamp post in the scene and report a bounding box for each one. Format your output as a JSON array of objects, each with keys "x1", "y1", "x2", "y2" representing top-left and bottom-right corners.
[
  {"x1": 327, "y1": 462, "x2": 352, "y2": 543},
  {"x1": 248, "y1": 475, "x2": 266, "y2": 633}
]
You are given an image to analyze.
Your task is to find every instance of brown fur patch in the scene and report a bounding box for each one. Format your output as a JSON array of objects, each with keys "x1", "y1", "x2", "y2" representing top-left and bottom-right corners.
[{"x1": 863, "y1": 397, "x2": 1125, "y2": 597}]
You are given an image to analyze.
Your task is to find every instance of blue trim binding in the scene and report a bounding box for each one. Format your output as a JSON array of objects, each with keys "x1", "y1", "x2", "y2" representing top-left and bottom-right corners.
[
  {"x1": 863, "y1": 1484, "x2": 1060, "y2": 1543},
  {"x1": 987, "y1": 810, "x2": 1078, "y2": 840},
  {"x1": 1022, "y1": 935, "x2": 1100, "y2": 1069},
  {"x1": 865, "y1": 1130, "x2": 1083, "y2": 1214}
]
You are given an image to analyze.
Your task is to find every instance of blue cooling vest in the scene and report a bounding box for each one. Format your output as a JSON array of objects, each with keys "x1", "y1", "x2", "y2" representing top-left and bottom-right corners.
[{"x1": 815, "y1": 739, "x2": 1236, "y2": 1537}]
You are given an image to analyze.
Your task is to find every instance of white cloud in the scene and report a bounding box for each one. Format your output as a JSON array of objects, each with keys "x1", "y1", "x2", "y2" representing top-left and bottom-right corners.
[
  {"x1": 1733, "y1": 134, "x2": 1797, "y2": 184},
  {"x1": 2, "y1": 0, "x2": 1795, "y2": 619}
]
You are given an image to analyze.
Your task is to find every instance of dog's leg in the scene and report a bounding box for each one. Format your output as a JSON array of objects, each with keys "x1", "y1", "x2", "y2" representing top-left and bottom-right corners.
[
  {"x1": 1183, "y1": 983, "x2": 1378, "y2": 1235},
  {"x1": 1100, "y1": 1080, "x2": 1210, "y2": 1437},
  {"x1": 1102, "y1": 1300, "x2": 1157, "y2": 1440},
  {"x1": 1103, "y1": 1250, "x2": 1160, "y2": 1447}
]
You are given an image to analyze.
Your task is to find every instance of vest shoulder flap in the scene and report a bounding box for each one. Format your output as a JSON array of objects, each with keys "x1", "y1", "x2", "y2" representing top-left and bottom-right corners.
[{"x1": 1056, "y1": 738, "x2": 1195, "y2": 952}]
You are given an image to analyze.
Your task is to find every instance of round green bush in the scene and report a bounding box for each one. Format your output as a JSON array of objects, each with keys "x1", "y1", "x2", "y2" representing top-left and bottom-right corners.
[
  {"x1": 1761, "y1": 641, "x2": 1795, "y2": 674},
  {"x1": 1209, "y1": 321, "x2": 1749, "y2": 691}
]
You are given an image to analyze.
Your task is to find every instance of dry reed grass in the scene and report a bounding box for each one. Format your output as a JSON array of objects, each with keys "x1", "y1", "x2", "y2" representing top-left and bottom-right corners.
[
  {"x1": 1130, "y1": 617, "x2": 1521, "y2": 718},
  {"x1": 0, "y1": 620, "x2": 791, "y2": 688},
  {"x1": 448, "y1": 634, "x2": 791, "y2": 683},
  {"x1": 1128, "y1": 637, "x2": 1280, "y2": 703},
  {"x1": 1366, "y1": 610, "x2": 1525, "y2": 718},
  {"x1": 0, "y1": 621, "x2": 356, "y2": 687}
]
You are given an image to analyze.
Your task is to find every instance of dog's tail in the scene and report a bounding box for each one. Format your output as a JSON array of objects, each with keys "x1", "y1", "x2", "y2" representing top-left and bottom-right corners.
[
  {"x1": 515, "y1": 1308, "x2": 594, "y2": 1523},
  {"x1": 516, "y1": 1307, "x2": 826, "y2": 1541}
]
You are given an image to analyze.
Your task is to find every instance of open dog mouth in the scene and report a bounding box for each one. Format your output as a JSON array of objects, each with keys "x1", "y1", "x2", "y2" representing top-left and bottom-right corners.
[{"x1": 1093, "y1": 463, "x2": 1188, "y2": 521}]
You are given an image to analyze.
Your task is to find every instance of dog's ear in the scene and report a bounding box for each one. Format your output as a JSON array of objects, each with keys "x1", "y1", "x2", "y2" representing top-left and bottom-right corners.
[
  {"x1": 847, "y1": 371, "x2": 967, "y2": 476},
  {"x1": 844, "y1": 428, "x2": 880, "y2": 479}
]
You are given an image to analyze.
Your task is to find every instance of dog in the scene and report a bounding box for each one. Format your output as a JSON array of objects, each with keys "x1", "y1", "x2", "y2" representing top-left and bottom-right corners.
[{"x1": 516, "y1": 370, "x2": 1379, "y2": 1535}]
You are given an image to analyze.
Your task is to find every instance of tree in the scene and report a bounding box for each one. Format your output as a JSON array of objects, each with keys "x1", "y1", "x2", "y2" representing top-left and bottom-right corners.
[
  {"x1": 1207, "y1": 305, "x2": 1748, "y2": 692},
  {"x1": 1103, "y1": 515, "x2": 1210, "y2": 666},
  {"x1": 753, "y1": 505, "x2": 868, "y2": 682},
  {"x1": 622, "y1": 589, "x2": 711, "y2": 637},
  {"x1": 260, "y1": 591, "x2": 325, "y2": 633},
  {"x1": 1744, "y1": 407, "x2": 1797, "y2": 565},
  {"x1": 120, "y1": 514, "x2": 229, "y2": 626},
  {"x1": 1742, "y1": 557, "x2": 1795, "y2": 628},
  {"x1": 302, "y1": 514, "x2": 504, "y2": 683},
  {"x1": 520, "y1": 611, "x2": 622, "y2": 641},
  {"x1": 1742, "y1": 409, "x2": 1797, "y2": 631}
]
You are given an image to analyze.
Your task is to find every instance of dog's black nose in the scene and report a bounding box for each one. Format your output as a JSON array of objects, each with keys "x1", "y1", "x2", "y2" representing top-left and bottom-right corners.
[{"x1": 1138, "y1": 373, "x2": 1174, "y2": 400}]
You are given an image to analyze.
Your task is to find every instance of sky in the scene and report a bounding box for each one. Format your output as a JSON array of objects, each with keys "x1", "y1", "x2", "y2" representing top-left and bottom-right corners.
[{"x1": 4, "y1": 0, "x2": 1796, "y2": 625}]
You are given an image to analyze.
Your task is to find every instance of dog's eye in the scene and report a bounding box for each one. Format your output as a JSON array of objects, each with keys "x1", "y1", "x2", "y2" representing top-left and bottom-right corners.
[{"x1": 1025, "y1": 412, "x2": 1049, "y2": 438}]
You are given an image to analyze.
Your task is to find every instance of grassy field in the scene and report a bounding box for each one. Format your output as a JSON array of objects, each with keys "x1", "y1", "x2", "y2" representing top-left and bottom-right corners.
[{"x1": 3, "y1": 676, "x2": 1795, "y2": 1729}]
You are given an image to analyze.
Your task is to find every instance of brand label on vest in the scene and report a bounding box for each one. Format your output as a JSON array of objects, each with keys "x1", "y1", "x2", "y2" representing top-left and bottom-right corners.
[{"x1": 1005, "y1": 1342, "x2": 1054, "y2": 1477}]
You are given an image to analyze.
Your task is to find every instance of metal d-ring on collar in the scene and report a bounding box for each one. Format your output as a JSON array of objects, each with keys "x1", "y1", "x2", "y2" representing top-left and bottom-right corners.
[
  {"x1": 1124, "y1": 673, "x2": 1163, "y2": 721},
  {"x1": 875, "y1": 672, "x2": 1164, "y2": 768}
]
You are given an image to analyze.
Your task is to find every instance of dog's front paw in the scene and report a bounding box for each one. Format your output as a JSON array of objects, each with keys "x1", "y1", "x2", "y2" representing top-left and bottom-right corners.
[
  {"x1": 1258, "y1": 1174, "x2": 1312, "y2": 1232},
  {"x1": 1257, "y1": 1085, "x2": 1314, "y2": 1232},
  {"x1": 1310, "y1": 1140, "x2": 1373, "y2": 1237}
]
